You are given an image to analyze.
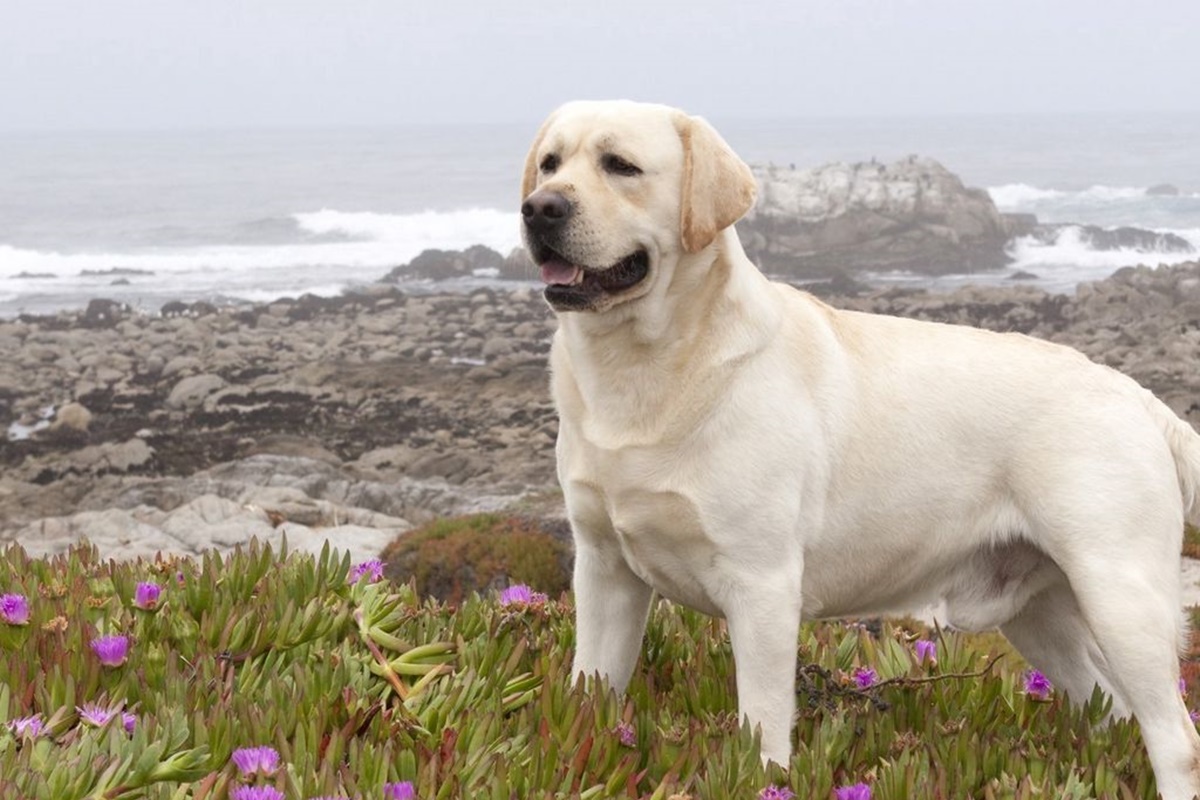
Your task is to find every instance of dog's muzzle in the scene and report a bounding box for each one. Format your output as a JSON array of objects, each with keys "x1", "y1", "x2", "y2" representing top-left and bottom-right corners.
[{"x1": 521, "y1": 189, "x2": 651, "y2": 311}]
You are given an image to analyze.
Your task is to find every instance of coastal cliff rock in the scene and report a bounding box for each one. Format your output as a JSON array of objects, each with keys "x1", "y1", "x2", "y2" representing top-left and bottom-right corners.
[{"x1": 738, "y1": 156, "x2": 1013, "y2": 278}]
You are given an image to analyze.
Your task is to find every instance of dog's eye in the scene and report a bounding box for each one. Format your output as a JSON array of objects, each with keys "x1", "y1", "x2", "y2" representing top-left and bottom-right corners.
[
  {"x1": 539, "y1": 154, "x2": 560, "y2": 174},
  {"x1": 602, "y1": 154, "x2": 643, "y2": 177}
]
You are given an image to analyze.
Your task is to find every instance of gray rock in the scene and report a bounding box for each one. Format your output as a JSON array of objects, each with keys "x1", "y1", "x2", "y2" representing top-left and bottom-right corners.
[
  {"x1": 16, "y1": 439, "x2": 155, "y2": 482},
  {"x1": 381, "y1": 245, "x2": 508, "y2": 282},
  {"x1": 11, "y1": 508, "x2": 180, "y2": 559},
  {"x1": 272, "y1": 522, "x2": 402, "y2": 564},
  {"x1": 160, "y1": 494, "x2": 275, "y2": 549},
  {"x1": 166, "y1": 373, "x2": 226, "y2": 411},
  {"x1": 739, "y1": 156, "x2": 1011, "y2": 278},
  {"x1": 49, "y1": 402, "x2": 93, "y2": 433}
]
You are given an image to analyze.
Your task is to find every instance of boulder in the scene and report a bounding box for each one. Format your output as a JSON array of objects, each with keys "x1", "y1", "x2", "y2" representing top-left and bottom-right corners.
[
  {"x1": 11, "y1": 508, "x2": 181, "y2": 560},
  {"x1": 500, "y1": 248, "x2": 536, "y2": 280},
  {"x1": 166, "y1": 374, "x2": 227, "y2": 412},
  {"x1": 160, "y1": 494, "x2": 276, "y2": 550},
  {"x1": 16, "y1": 438, "x2": 155, "y2": 483},
  {"x1": 381, "y1": 245, "x2": 508, "y2": 282},
  {"x1": 273, "y1": 522, "x2": 402, "y2": 564},
  {"x1": 738, "y1": 156, "x2": 1012, "y2": 279},
  {"x1": 81, "y1": 299, "x2": 130, "y2": 329},
  {"x1": 49, "y1": 402, "x2": 93, "y2": 434}
]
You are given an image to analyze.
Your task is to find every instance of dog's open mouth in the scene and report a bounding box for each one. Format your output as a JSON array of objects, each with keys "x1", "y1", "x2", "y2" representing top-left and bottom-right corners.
[{"x1": 536, "y1": 249, "x2": 650, "y2": 309}]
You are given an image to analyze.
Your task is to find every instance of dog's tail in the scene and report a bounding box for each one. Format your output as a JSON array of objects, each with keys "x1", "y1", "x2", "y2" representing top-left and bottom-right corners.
[{"x1": 1149, "y1": 394, "x2": 1200, "y2": 526}]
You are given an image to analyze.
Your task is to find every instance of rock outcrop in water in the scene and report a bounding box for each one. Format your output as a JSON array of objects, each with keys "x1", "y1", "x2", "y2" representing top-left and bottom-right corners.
[
  {"x1": 1024, "y1": 224, "x2": 1194, "y2": 254},
  {"x1": 737, "y1": 156, "x2": 1016, "y2": 278},
  {"x1": 380, "y1": 245, "x2": 534, "y2": 282}
]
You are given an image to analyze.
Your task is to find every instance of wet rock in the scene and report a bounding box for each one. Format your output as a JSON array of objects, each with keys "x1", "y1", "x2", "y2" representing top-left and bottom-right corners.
[
  {"x1": 1029, "y1": 224, "x2": 1194, "y2": 254},
  {"x1": 81, "y1": 299, "x2": 130, "y2": 329}
]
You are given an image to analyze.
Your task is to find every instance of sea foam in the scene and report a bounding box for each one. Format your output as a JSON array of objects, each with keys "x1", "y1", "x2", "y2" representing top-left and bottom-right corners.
[
  {"x1": 1007, "y1": 225, "x2": 1200, "y2": 273},
  {"x1": 988, "y1": 183, "x2": 1154, "y2": 209},
  {"x1": 0, "y1": 208, "x2": 524, "y2": 316},
  {"x1": 0, "y1": 209, "x2": 521, "y2": 279}
]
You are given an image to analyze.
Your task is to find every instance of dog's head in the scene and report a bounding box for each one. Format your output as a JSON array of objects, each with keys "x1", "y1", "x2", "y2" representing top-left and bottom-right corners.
[{"x1": 521, "y1": 101, "x2": 756, "y2": 314}]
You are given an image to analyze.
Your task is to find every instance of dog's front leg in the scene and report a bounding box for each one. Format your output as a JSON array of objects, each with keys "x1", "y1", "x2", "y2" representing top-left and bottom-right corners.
[
  {"x1": 571, "y1": 541, "x2": 654, "y2": 694},
  {"x1": 724, "y1": 578, "x2": 802, "y2": 767}
]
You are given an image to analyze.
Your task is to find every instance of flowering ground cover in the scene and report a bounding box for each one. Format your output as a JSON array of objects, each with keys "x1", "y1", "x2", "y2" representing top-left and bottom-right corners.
[{"x1": 0, "y1": 539, "x2": 1189, "y2": 799}]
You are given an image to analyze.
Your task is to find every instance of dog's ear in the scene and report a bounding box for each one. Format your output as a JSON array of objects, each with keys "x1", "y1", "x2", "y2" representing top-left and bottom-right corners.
[
  {"x1": 674, "y1": 114, "x2": 757, "y2": 254},
  {"x1": 521, "y1": 111, "x2": 558, "y2": 201}
]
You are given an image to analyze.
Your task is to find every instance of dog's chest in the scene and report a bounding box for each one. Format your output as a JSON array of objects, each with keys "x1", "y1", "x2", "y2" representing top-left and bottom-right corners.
[{"x1": 563, "y1": 438, "x2": 725, "y2": 615}]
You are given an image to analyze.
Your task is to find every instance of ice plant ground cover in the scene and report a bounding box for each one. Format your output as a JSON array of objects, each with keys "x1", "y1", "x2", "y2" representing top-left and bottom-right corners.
[{"x1": 0, "y1": 539, "x2": 1193, "y2": 799}]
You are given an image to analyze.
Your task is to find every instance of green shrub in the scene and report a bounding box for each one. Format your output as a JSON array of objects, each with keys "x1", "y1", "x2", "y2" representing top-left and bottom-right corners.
[{"x1": 380, "y1": 513, "x2": 571, "y2": 604}]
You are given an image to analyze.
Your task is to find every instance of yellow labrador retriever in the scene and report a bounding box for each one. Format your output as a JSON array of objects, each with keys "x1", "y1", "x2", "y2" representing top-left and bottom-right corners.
[{"x1": 520, "y1": 100, "x2": 1200, "y2": 799}]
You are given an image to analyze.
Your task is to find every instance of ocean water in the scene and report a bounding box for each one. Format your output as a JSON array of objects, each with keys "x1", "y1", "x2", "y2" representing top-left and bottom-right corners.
[{"x1": 2, "y1": 113, "x2": 1199, "y2": 317}]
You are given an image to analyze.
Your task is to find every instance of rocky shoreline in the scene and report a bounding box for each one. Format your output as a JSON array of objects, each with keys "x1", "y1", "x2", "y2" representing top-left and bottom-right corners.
[{"x1": 3, "y1": 260, "x2": 1200, "y2": 564}]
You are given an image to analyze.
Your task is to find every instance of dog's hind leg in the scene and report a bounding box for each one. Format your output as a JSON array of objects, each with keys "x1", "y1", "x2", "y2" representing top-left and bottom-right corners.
[
  {"x1": 1057, "y1": 550, "x2": 1200, "y2": 800},
  {"x1": 1000, "y1": 578, "x2": 1129, "y2": 716}
]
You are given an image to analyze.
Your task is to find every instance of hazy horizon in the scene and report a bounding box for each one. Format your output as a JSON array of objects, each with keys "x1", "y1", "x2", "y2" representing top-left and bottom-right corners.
[
  {"x1": 3, "y1": 0, "x2": 1198, "y2": 132},
  {"x1": 6, "y1": 109, "x2": 1200, "y2": 138}
]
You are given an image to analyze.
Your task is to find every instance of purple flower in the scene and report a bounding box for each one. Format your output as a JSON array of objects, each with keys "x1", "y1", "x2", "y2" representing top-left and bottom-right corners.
[
  {"x1": 1024, "y1": 669, "x2": 1053, "y2": 699},
  {"x1": 1181, "y1": 677, "x2": 1188, "y2": 695},
  {"x1": 834, "y1": 783, "x2": 872, "y2": 800},
  {"x1": 123, "y1": 712, "x2": 137, "y2": 734},
  {"x1": 498, "y1": 584, "x2": 547, "y2": 607},
  {"x1": 914, "y1": 639, "x2": 937, "y2": 663},
  {"x1": 348, "y1": 559, "x2": 385, "y2": 584},
  {"x1": 1190, "y1": 709, "x2": 1200, "y2": 723},
  {"x1": 133, "y1": 582, "x2": 163, "y2": 610},
  {"x1": 383, "y1": 781, "x2": 417, "y2": 800},
  {"x1": 231, "y1": 788, "x2": 284, "y2": 800},
  {"x1": 77, "y1": 702, "x2": 117, "y2": 727},
  {"x1": 0, "y1": 593, "x2": 30, "y2": 626},
  {"x1": 91, "y1": 635, "x2": 129, "y2": 667},
  {"x1": 852, "y1": 667, "x2": 878, "y2": 689},
  {"x1": 231, "y1": 745, "x2": 281, "y2": 777},
  {"x1": 758, "y1": 786, "x2": 796, "y2": 800},
  {"x1": 614, "y1": 721, "x2": 636, "y2": 747},
  {"x1": 6, "y1": 715, "x2": 44, "y2": 738}
]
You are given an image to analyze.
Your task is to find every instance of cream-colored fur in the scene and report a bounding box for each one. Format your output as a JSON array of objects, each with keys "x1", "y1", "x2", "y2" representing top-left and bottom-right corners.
[{"x1": 523, "y1": 100, "x2": 1200, "y2": 799}]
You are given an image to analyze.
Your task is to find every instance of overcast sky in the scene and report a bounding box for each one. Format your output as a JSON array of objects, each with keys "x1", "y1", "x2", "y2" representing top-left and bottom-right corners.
[{"x1": 2, "y1": 0, "x2": 1197, "y2": 132}]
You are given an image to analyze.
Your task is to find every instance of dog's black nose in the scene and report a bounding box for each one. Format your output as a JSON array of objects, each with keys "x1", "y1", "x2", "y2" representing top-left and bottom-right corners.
[{"x1": 521, "y1": 191, "x2": 572, "y2": 233}]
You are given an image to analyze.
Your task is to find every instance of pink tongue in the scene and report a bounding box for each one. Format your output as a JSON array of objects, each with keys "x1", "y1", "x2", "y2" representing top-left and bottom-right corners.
[{"x1": 540, "y1": 260, "x2": 581, "y2": 286}]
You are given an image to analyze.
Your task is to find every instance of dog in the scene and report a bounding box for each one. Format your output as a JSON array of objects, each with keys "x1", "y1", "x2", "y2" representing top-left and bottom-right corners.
[{"x1": 520, "y1": 100, "x2": 1200, "y2": 799}]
